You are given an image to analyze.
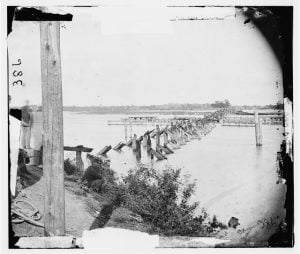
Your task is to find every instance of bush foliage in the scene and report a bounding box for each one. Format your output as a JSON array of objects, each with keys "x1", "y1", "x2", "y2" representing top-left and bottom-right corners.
[
  {"x1": 64, "y1": 158, "x2": 77, "y2": 175},
  {"x1": 120, "y1": 165, "x2": 226, "y2": 236},
  {"x1": 82, "y1": 163, "x2": 118, "y2": 197},
  {"x1": 80, "y1": 162, "x2": 226, "y2": 236}
]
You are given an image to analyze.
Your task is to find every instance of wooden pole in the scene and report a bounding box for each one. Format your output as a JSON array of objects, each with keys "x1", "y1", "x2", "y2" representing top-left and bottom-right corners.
[
  {"x1": 132, "y1": 134, "x2": 137, "y2": 152},
  {"x1": 135, "y1": 139, "x2": 141, "y2": 162},
  {"x1": 163, "y1": 131, "x2": 168, "y2": 145},
  {"x1": 124, "y1": 124, "x2": 128, "y2": 142},
  {"x1": 40, "y1": 21, "x2": 65, "y2": 236},
  {"x1": 75, "y1": 151, "x2": 84, "y2": 172},
  {"x1": 259, "y1": 118, "x2": 263, "y2": 143},
  {"x1": 254, "y1": 111, "x2": 262, "y2": 146},
  {"x1": 129, "y1": 122, "x2": 132, "y2": 138},
  {"x1": 155, "y1": 125, "x2": 160, "y2": 151},
  {"x1": 142, "y1": 135, "x2": 147, "y2": 147},
  {"x1": 147, "y1": 134, "x2": 152, "y2": 153}
]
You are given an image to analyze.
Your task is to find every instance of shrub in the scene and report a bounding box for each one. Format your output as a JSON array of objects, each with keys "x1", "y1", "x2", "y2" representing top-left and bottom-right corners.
[
  {"x1": 209, "y1": 215, "x2": 227, "y2": 230},
  {"x1": 91, "y1": 179, "x2": 105, "y2": 192},
  {"x1": 82, "y1": 163, "x2": 117, "y2": 193},
  {"x1": 77, "y1": 162, "x2": 226, "y2": 236},
  {"x1": 64, "y1": 158, "x2": 76, "y2": 175},
  {"x1": 120, "y1": 165, "x2": 222, "y2": 236}
]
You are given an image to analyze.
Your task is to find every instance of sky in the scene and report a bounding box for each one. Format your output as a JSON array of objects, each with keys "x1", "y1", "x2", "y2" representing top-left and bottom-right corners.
[{"x1": 8, "y1": 6, "x2": 283, "y2": 107}]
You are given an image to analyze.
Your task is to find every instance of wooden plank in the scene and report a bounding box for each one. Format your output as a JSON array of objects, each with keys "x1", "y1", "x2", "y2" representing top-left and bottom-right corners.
[
  {"x1": 64, "y1": 145, "x2": 93, "y2": 152},
  {"x1": 126, "y1": 139, "x2": 133, "y2": 147},
  {"x1": 150, "y1": 148, "x2": 167, "y2": 160},
  {"x1": 113, "y1": 142, "x2": 125, "y2": 151},
  {"x1": 144, "y1": 129, "x2": 154, "y2": 136},
  {"x1": 86, "y1": 153, "x2": 100, "y2": 164},
  {"x1": 157, "y1": 145, "x2": 171, "y2": 155},
  {"x1": 163, "y1": 144, "x2": 174, "y2": 154},
  {"x1": 87, "y1": 153, "x2": 110, "y2": 164},
  {"x1": 159, "y1": 236, "x2": 230, "y2": 248},
  {"x1": 40, "y1": 21, "x2": 65, "y2": 236},
  {"x1": 16, "y1": 236, "x2": 75, "y2": 249},
  {"x1": 150, "y1": 131, "x2": 156, "y2": 138},
  {"x1": 97, "y1": 145, "x2": 112, "y2": 155}
]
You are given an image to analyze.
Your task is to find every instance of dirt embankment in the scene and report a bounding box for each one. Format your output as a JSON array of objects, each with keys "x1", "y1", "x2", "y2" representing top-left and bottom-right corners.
[{"x1": 12, "y1": 166, "x2": 150, "y2": 237}]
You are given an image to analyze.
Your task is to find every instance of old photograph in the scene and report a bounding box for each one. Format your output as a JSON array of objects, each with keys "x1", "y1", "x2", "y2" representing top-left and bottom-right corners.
[{"x1": 2, "y1": 1, "x2": 295, "y2": 250}]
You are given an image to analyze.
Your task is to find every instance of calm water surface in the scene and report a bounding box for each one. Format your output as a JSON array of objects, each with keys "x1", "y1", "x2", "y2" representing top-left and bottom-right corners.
[{"x1": 63, "y1": 112, "x2": 286, "y2": 227}]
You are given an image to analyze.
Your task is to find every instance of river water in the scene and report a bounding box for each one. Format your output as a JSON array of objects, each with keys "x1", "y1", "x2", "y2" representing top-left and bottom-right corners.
[{"x1": 63, "y1": 112, "x2": 286, "y2": 236}]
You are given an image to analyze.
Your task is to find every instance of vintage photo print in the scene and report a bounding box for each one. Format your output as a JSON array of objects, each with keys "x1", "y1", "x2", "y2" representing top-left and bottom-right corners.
[{"x1": 1, "y1": 0, "x2": 297, "y2": 251}]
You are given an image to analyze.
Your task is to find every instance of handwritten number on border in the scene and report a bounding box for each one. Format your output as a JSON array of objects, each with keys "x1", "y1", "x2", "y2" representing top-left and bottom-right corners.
[
  {"x1": 11, "y1": 59, "x2": 23, "y2": 86},
  {"x1": 12, "y1": 59, "x2": 21, "y2": 66},
  {"x1": 13, "y1": 70, "x2": 23, "y2": 77},
  {"x1": 12, "y1": 80, "x2": 23, "y2": 86}
]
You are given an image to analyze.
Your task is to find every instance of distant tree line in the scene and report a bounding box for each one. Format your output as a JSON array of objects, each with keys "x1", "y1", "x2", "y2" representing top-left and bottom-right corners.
[
  {"x1": 231, "y1": 102, "x2": 284, "y2": 111},
  {"x1": 211, "y1": 100, "x2": 231, "y2": 108},
  {"x1": 56, "y1": 100, "x2": 282, "y2": 114}
]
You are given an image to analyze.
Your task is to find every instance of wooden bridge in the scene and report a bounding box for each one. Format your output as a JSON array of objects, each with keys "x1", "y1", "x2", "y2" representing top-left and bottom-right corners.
[
  {"x1": 107, "y1": 117, "x2": 172, "y2": 126},
  {"x1": 222, "y1": 115, "x2": 283, "y2": 127}
]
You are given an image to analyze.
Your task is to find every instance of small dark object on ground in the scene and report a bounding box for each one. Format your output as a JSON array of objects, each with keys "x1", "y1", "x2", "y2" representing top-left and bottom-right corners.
[{"x1": 228, "y1": 217, "x2": 240, "y2": 229}]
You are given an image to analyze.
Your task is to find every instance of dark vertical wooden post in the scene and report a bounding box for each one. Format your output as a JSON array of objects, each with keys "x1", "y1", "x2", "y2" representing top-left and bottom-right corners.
[
  {"x1": 135, "y1": 139, "x2": 141, "y2": 162},
  {"x1": 129, "y1": 121, "x2": 132, "y2": 138},
  {"x1": 132, "y1": 134, "x2": 137, "y2": 151},
  {"x1": 40, "y1": 21, "x2": 65, "y2": 236},
  {"x1": 146, "y1": 134, "x2": 152, "y2": 153},
  {"x1": 155, "y1": 125, "x2": 160, "y2": 151},
  {"x1": 75, "y1": 151, "x2": 84, "y2": 172},
  {"x1": 254, "y1": 111, "x2": 262, "y2": 146},
  {"x1": 124, "y1": 124, "x2": 128, "y2": 142},
  {"x1": 142, "y1": 135, "x2": 147, "y2": 147},
  {"x1": 163, "y1": 131, "x2": 168, "y2": 145},
  {"x1": 179, "y1": 127, "x2": 183, "y2": 142}
]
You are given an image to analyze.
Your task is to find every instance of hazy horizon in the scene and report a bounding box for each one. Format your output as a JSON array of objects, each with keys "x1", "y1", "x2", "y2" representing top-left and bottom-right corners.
[
  {"x1": 9, "y1": 6, "x2": 283, "y2": 108},
  {"x1": 23, "y1": 101, "x2": 281, "y2": 108}
]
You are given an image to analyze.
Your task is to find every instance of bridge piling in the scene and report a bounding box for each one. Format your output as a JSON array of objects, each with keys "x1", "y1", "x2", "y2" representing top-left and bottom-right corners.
[
  {"x1": 147, "y1": 134, "x2": 152, "y2": 154},
  {"x1": 132, "y1": 134, "x2": 137, "y2": 152},
  {"x1": 163, "y1": 131, "x2": 168, "y2": 145},
  {"x1": 124, "y1": 124, "x2": 128, "y2": 142},
  {"x1": 155, "y1": 125, "x2": 161, "y2": 152},
  {"x1": 254, "y1": 111, "x2": 263, "y2": 146},
  {"x1": 135, "y1": 138, "x2": 141, "y2": 162},
  {"x1": 143, "y1": 135, "x2": 147, "y2": 147}
]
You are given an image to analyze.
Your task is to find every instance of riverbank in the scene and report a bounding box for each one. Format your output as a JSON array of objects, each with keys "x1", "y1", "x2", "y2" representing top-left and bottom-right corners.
[
  {"x1": 13, "y1": 163, "x2": 224, "y2": 239},
  {"x1": 12, "y1": 165, "x2": 153, "y2": 237},
  {"x1": 12, "y1": 156, "x2": 286, "y2": 247}
]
